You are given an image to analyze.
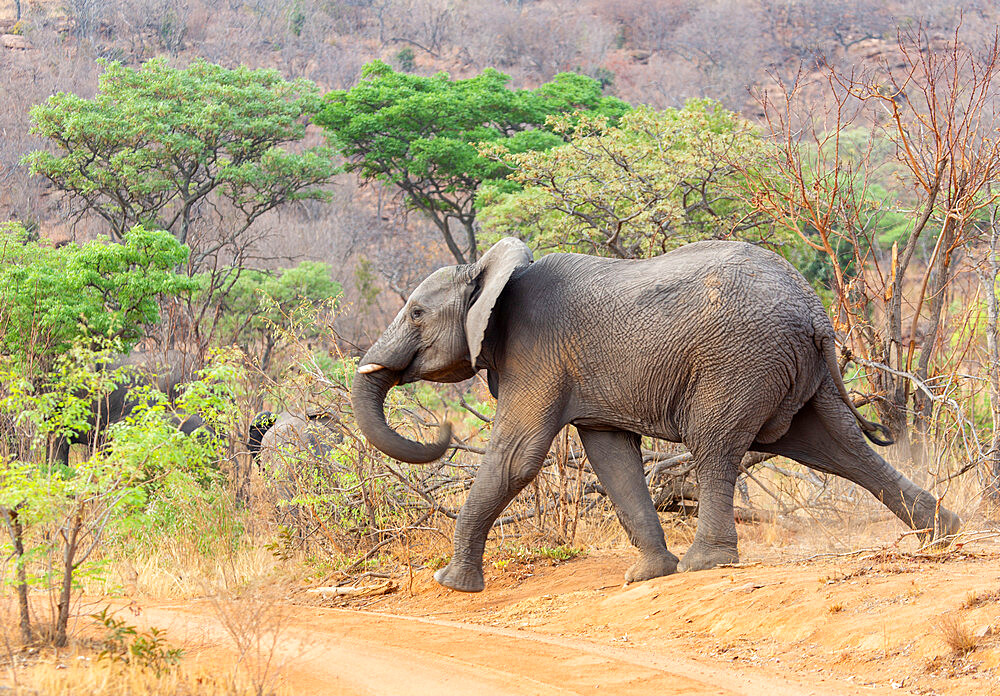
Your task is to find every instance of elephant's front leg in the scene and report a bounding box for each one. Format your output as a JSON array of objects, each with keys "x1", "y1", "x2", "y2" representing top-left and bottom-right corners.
[
  {"x1": 678, "y1": 446, "x2": 743, "y2": 572},
  {"x1": 434, "y1": 424, "x2": 558, "y2": 593},
  {"x1": 578, "y1": 427, "x2": 678, "y2": 582}
]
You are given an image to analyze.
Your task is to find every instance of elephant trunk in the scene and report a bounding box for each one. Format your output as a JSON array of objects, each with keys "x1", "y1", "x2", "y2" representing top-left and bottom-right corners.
[{"x1": 351, "y1": 369, "x2": 452, "y2": 463}]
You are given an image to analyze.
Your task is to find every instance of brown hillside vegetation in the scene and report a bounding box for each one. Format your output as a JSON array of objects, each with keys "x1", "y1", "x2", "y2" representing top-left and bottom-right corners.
[{"x1": 3, "y1": 0, "x2": 999, "y2": 301}]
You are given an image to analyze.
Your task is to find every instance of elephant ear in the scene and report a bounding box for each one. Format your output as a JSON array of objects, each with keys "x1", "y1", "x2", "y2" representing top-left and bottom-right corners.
[{"x1": 465, "y1": 237, "x2": 533, "y2": 367}]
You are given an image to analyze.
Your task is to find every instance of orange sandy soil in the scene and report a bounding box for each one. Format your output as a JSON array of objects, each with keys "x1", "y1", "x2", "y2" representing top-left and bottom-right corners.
[{"x1": 57, "y1": 543, "x2": 1000, "y2": 696}]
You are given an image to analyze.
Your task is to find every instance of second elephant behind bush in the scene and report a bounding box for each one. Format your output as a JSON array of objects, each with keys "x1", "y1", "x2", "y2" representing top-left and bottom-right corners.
[{"x1": 247, "y1": 410, "x2": 343, "y2": 509}]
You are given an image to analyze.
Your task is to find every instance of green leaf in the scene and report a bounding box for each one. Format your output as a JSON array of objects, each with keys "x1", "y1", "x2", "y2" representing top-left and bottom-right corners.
[{"x1": 316, "y1": 61, "x2": 631, "y2": 262}]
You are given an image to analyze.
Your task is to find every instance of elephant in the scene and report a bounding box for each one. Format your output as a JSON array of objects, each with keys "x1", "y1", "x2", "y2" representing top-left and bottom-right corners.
[
  {"x1": 248, "y1": 410, "x2": 343, "y2": 462},
  {"x1": 351, "y1": 238, "x2": 962, "y2": 593},
  {"x1": 50, "y1": 349, "x2": 200, "y2": 464},
  {"x1": 247, "y1": 410, "x2": 344, "y2": 512},
  {"x1": 171, "y1": 412, "x2": 215, "y2": 437}
]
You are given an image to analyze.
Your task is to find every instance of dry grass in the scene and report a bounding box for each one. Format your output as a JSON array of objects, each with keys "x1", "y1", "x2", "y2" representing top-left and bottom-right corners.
[
  {"x1": 100, "y1": 540, "x2": 286, "y2": 600},
  {"x1": 960, "y1": 589, "x2": 1000, "y2": 610},
  {"x1": 932, "y1": 613, "x2": 981, "y2": 656},
  {"x1": 0, "y1": 581, "x2": 296, "y2": 695},
  {"x1": 7, "y1": 657, "x2": 292, "y2": 696}
]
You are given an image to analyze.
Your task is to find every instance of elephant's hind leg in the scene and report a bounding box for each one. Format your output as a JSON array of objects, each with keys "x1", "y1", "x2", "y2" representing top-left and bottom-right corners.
[
  {"x1": 756, "y1": 379, "x2": 961, "y2": 538},
  {"x1": 677, "y1": 442, "x2": 745, "y2": 572},
  {"x1": 578, "y1": 428, "x2": 679, "y2": 583}
]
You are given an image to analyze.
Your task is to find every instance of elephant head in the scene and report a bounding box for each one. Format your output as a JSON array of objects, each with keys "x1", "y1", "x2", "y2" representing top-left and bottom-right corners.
[{"x1": 352, "y1": 238, "x2": 533, "y2": 463}]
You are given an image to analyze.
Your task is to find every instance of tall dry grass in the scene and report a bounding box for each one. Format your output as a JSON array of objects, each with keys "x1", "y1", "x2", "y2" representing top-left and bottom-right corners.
[{"x1": 7, "y1": 656, "x2": 294, "y2": 696}]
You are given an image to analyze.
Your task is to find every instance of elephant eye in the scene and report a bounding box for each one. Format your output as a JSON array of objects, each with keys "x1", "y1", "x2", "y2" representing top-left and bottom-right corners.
[{"x1": 410, "y1": 307, "x2": 424, "y2": 321}]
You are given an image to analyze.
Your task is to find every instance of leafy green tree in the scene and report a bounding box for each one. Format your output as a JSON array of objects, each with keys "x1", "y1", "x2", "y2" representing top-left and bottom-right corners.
[
  {"x1": 477, "y1": 100, "x2": 781, "y2": 259},
  {"x1": 0, "y1": 345, "x2": 241, "y2": 646},
  {"x1": 0, "y1": 222, "x2": 192, "y2": 370},
  {"x1": 24, "y1": 58, "x2": 337, "y2": 270},
  {"x1": 201, "y1": 260, "x2": 342, "y2": 371},
  {"x1": 316, "y1": 60, "x2": 630, "y2": 263}
]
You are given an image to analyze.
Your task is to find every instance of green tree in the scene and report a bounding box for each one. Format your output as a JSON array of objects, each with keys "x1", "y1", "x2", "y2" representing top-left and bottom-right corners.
[
  {"x1": 24, "y1": 58, "x2": 337, "y2": 271},
  {"x1": 201, "y1": 260, "x2": 342, "y2": 371},
  {"x1": 477, "y1": 100, "x2": 780, "y2": 259},
  {"x1": 0, "y1": 223, "x2": 192, "y2": 370},
  {"x1": 316, "y1": 60, "x2": 630, "y2": 263},
  {"x1": 0, "y1": 346, "x2": 240, "y2": 646}
]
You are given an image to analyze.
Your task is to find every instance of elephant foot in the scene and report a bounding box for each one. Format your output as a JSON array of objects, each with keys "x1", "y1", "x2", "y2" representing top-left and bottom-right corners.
[
  {"x1": 434, "y1": 561, "x2": 485, "y2": 593},
  {"x1": 917, "y1": 506, "x2": 962, "y2": 542},
  {"x1": 624, "y1": 550, "x2": 679, "y2": 584},
  {"x1": 677, "y1": 540, "x2": 738, "y2": 572},
  {"x1": 935, "y1": 507, "x2": 962, "y2": 537}
]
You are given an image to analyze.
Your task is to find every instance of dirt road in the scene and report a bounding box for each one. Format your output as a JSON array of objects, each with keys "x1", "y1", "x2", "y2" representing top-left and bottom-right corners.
[
  {"x1": 116, "y1": 543, "x2": 1000, "y2": 696},
  {"x1": 137, "y1": 601, "x2": 886, "y2": 696}
]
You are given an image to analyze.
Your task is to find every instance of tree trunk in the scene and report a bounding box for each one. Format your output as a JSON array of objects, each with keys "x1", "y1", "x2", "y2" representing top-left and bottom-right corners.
[
  {"x1": 868, "y1": 341, "x2": 914, "y2": 466},
  {"x1": 870, "y1": 161, "x2": 947, "y2": 455},
  {"x1": 983, "y1": 207, "x2": 1000, "y2": 505},
  {"x1": 913, "y1": 220, "x2": 957, "y2": 426},
  {"x1": 3, "y1": 508, "x2": 33, "y2": 644},
  {"x1": 54, "y1": 515, "x2": 82, "y2": 648},
  {"x1": 431, "y1": 215, "x2": 467, "y2": 264},
  {"x1": 463, "y1": 219, "x2": 478, "y2": 262}
]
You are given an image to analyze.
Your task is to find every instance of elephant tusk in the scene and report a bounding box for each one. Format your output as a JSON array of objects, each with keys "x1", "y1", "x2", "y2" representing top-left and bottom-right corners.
[{"x1": 358, "y1": 363, "x2": 386, "y2": 374}]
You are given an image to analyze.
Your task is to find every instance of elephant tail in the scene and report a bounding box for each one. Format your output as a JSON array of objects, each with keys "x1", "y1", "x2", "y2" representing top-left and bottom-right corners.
[{"x1": 816, "y1": 332, "x2": 894, "y2": 447}]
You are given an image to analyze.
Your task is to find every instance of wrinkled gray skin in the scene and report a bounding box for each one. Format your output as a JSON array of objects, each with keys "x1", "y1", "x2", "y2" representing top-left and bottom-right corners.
[
  {"x1": 352, "y1": 238, "x2": 962, "y2": 593},
  {"x1": 51, "y1": 349, "x2": 200, "y2": 464},
  {"x1": 248, "y1": 411, "x2": 343, "y2": 464},
  {"x1": 247, "y1": 410, "x2": 343, "y2": 517}
]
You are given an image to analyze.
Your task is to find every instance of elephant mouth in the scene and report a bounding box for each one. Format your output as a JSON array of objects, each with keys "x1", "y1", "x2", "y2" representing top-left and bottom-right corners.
[
  {"x1": 358, "y1": 357, "x2": 421, "y2": 385},
  {"x1": 359, "y1": 357, "x2": 470, "y2": 385}
]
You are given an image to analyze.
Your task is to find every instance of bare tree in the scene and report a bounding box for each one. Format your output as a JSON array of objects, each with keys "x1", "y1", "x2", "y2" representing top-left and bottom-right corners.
[
  {"x1": 461, "y1": 0, "x2": 615, "y2": 80},
  {"x1": 976, "y1": 203, "x2": 1000, "y2": 499},
  {"x1": 758, "y1": 0, "x2": 894, "y2": 64},
  {"x1": 596, "y1": 0, "x2": 691, "y2": 53},
  {"x1": 64, "y1": 0, "x2": 109, "y2": 46},
  {"x1": 732, "y1": 27, "x2": 1000, "y2": 474},
  {"x1": 114, "y1": 0, "x2": 190, "y2": 59}
]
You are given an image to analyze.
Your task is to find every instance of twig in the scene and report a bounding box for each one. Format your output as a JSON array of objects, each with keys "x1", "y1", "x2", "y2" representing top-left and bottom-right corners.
[
  {"x1": 845, "y1": 353, "x2": 986, "y2": 471},
  {"x1": 343, "y1": 512, "x2": 433, "y2": 573},
  {"x1": 916, "y1": 530, "x2": 1000, "y2": 554},
  {"x1": 797, "y1": 547, "x2": 884, "y2": 562},
  {"x1": 893, "y1": 528, "x2": 933, "y2": 544},
  {"x1": 458, "y1": 396, "x2": 492, "y2": 423}
]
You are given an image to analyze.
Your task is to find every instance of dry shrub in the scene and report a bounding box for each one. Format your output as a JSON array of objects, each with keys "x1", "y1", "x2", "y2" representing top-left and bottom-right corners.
[
  {"x1": 932, "y1": 613, "x2": 980, "y2": 656},
  {"x1": 104, "y1": 540, "x2": 284, "y2": 600},
  {"x1": 208, "y1": 581, "x2": 292, "y2": 696},
  {"x1": 90, "y1": 483, "x2": 285, "y2": 601},
  {"x1": 960, "y1": 589, "x2": 1000, "y2": 610}
]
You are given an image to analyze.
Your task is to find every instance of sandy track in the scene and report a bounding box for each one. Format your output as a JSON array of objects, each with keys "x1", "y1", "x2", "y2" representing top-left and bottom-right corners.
[
  {"x1": 136, "y1": 601, "x2": 886, "y2": 696},
  {"x1": 108, "y1": 545, "x2": 1000, "y2": 695}
]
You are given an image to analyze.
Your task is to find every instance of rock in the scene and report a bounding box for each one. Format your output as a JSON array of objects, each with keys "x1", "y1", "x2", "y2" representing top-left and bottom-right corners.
[{"x1": 1, "y1": 34, "x2": 30, "y2": 50}]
